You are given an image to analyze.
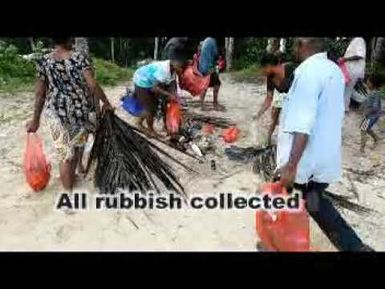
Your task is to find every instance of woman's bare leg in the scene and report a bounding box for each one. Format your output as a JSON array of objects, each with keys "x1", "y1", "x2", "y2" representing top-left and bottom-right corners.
[
  {"x1": 136, "y1": 116, "x2": 146, "y2": 130},
  {"x1": 77, "y1": 146, "x2": 86, "y2": 174},
  {"x1": 60, "y1": 149, "x2": 82, "y2": 191},
  {"x1": 60, "y1": 159, "x2": 76, "y2": 191},
  {"x1": 145, "y1": 114, "x2": 162, "y2": 138},
  {"x1": 368, "y1": 129, "x2": 379, "y2": 149},
  {"x1": 213, "y1": 85, "x2": 222, "y2": 110},
  {"x1": 200, "y1": 90, "x2": 208, "y2": 110}
]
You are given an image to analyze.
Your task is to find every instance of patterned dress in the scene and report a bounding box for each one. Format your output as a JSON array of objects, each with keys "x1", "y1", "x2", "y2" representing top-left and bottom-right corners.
[{"x1": 36, "y1": 51, "x2": 93, "y2": 161}]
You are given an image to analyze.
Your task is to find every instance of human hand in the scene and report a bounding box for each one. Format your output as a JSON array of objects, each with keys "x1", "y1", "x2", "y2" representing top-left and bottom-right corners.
[
  {"x1": 26, "y1": 119, "x2": 40, "y2": 133},
  {"x1": 276, "y1": 162, "x2": 297, "y2": 188}
]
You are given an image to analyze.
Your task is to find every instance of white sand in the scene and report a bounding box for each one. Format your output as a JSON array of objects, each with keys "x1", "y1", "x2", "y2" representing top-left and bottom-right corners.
[{"x1": 0, "y1": 74, "x2": 384, "y2": 251}]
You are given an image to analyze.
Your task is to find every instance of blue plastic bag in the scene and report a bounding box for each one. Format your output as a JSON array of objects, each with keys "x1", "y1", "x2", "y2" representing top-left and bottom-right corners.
[{"x1": 121, "y1": 92, "x2": 144, "y2": 117}]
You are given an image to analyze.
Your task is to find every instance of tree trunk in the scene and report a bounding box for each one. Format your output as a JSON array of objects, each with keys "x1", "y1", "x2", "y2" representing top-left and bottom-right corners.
[
  {"x1": 225, "y1": 37, "x2": 234, "y2": 71},
  {"x1": 74, "y1": 37, "x2": 89, "y2": 57},
  {"x1": 110, "y1": 37, "x2": 115, "y2": 63},
  {"x1": 280, "y1": 38, "x2": 286, "y2": 53},
  {"x1": 119, "y1": 38, "x2": 123, "y2": 64},
  {"x1": 125, "y1": 38, "x2": 130, "y2": 68},
  {"x1": 28, "y1": 37, "x2": 36, "y2": 52},
  {"x1": 154, "y1": 37, "x2": 159, "y2": 60},
  {"x1": 371, "y1": 37, "x2": 385, "y2": 65},
  {"x1": 266, "y1": 38, "x2": 273, "y2": 52}
]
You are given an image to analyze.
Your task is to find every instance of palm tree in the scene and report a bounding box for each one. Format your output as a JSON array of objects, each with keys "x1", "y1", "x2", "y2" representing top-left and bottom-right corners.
[
  {"x1": 154, "y1": 37, "x2": 159, "y2": 60},
  {"x1": 110, "y1": 37, "x2": 115, "y2": 63},
  {"x1": 371, "y1": 37, "x2": 385, "y2": 65},
  {"x1": 225, "y1": 37, "x2": 234, "y2": 71}
]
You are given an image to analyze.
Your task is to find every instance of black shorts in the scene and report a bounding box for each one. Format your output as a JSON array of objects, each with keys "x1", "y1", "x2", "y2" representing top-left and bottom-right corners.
[
  {"x1": 134, "y1": 86, "x2": 158, "y2": 115},
  {"x1": 134, "y1": 81, "x2": 177, "y2": 116},
  {"x1": 209, "y1": 72, "x2": 221, "y2": 87}
]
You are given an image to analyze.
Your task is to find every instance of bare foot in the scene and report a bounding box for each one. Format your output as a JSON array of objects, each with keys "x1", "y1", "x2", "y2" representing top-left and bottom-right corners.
[
  {"x1": 213, "y1": 103, "x2": 225, "y2": 111},
  {"x1": 137, "y1": 122, "x2": 146, "y2": 131}
]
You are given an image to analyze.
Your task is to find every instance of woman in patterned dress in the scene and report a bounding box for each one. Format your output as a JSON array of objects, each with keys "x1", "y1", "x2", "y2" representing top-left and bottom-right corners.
[{"x1": 26, "y1": 37, "x2": 113, "y2": 191}]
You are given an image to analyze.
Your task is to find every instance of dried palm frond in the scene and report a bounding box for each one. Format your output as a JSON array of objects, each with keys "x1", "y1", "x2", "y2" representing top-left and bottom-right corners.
[
  {"x1": 185, "y1": 112, "x2": 235, "y2": 128},
  {"x1": 86, "y1": 111, "x2": 190, "y2": 196}
]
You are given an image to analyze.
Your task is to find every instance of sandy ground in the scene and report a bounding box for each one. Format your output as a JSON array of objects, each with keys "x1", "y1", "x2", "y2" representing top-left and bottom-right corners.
[{"x1": 0, "y1": 74, "x2": 384, "y2": 251}]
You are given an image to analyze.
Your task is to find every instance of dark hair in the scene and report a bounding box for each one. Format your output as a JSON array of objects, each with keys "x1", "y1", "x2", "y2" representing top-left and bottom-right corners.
[
  {"x1": 367, "y1": 72, "x2": 383, "y2": 88},
  {"x1": 260, "y1": 52, "x2": 280, "y2": 67},
  {"x1": 297, "y1": 37, "x2": 326, "y2": 53},
  {"x1": 52, "y1": 37, "x2": 72, "y2": 46},
  {"x1": 170, "y1": 48, "x2": 188, "y2": 64}
]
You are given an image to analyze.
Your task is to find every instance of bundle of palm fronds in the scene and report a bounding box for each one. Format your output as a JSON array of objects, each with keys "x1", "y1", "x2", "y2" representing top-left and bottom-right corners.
[
  {"x1": 224, "y1": 145, "x2": 276, "y2": 179},
  {"x1": 252, "y1": 145, "x2": 277, "y2": 181},
  {"x1": 185, "y1": 112, "x2": 235, "y2": 128},
  {"x1": 86, "y1": 111, "x2": 191, "y2": 196}
]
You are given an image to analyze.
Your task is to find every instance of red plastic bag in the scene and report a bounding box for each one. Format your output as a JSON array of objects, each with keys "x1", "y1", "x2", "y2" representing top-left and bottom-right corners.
[
  {"x1": 178, "y1": 64, "x2": 210, "y2": 96},
  {"x1": 255, "y1": 182, "x2": 310, "y2": 252},
  {"x1": 23, "y1": 133, "x2": 51, "y2": 192},
  {"x1": 166, "y1": 100, "x2": 182, "y2": 134},
  {"x1": 217, "y1": 56, "x2": 226, "y2": 72},
  {"x1": 222, "y1": 127, "x2": 240, "y2": 143},
  {"x1": 338, "y1": 58, "x2": 351, "y2": 84},
  {"x1": 202, "y1": 124, "x2": 215, "y2": 135}
]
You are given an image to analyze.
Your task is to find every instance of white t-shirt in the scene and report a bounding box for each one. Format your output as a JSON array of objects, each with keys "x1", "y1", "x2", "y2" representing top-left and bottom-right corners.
[{"x1": 344, "y1": 37, "x2": 366, "y2": 79}]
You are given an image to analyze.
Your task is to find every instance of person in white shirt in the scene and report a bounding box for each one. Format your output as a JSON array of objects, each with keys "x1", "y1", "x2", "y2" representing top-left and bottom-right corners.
[
  {"x1": 277, "y1": 38, "x2": 373, "y2": 251},
  {"x1": 340, "y1": 37, "x2": 366, "y2": 112}
]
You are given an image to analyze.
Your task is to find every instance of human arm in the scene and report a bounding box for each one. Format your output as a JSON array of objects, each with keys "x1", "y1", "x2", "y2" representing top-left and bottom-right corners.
[
  {"x1": 26, "y1": 79, "x2": 47, "y2": 132},
  {"x1": 83, "y1": 69, "x2": 113, "y2": 112},
  {"x1": 255, "y1": 90, "x2": 274, "y2": 120},
  {"x1": 151, "y1": 84, "x2": 177, "y2": 101}
]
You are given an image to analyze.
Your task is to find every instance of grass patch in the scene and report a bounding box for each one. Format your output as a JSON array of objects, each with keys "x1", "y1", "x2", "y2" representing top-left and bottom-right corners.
[
  {"x1": 93, "y1": 58, "x2": 134, "y2": 86},
  {"x1": 0, "y1": 50, "x2": 134, "y2": 94},
  {"x1": 230, "y1": 65, "x2": 263, "y2": 83}
]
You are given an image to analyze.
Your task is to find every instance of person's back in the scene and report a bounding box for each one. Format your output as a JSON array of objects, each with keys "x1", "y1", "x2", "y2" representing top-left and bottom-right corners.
[
  {"x1": 279, "y1": 52, "x2": 345, "y2": 184},
  {"x1": 133, "y1": 60, "x2": 174, "y2": 88}
]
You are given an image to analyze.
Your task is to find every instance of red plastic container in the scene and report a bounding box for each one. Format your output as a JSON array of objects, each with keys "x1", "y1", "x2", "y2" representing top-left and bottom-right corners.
[{"x1": 255, "y1": 182, "x2": 310, "y2": 252}]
